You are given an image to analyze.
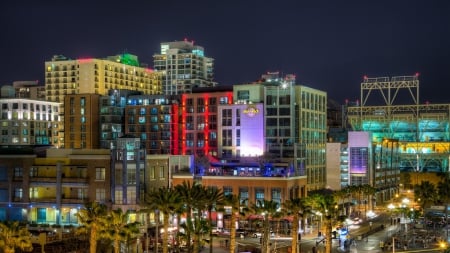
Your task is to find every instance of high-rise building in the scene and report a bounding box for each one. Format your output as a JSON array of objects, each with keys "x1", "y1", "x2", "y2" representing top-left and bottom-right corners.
[
  {"x1": 179, "y1": 87, "x2": 233, "y2": 157},
  {"x1": 45, "y1": 53, "x2": 163, "y2": 147},
  {"x1": 64, "y1": 94, "x2": 100, "y2": 149},
  {"x1": 0, "y1": 98, "x2": 60, "y2": 146},
  {"x1": 233, "y1": 72, "x2": 328, "y2": 191},
  {"x1": 99, "y1": 89, "x2": 143, "y2": 150},
  {"x1": 153, "y1": 39, "x2": 216, "y2": 95}
]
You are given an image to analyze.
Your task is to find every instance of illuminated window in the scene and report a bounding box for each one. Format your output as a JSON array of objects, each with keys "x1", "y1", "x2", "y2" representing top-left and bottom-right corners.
[
  {"x1": 127, "y1": 168, "x2": 136, "y2": 185},
  {"x1": 95, "y1": 168, "x2": 105, "y2": 181},
  {"x1": 96, "y1": 188, "x2": 106, "y2": 202},
  {"x1": 14, "y1": 188, "x2": 23, "y2": 200},
  {"x1": 159, "y1": 166, "x2": 165, "y2": 179},
  {"x1": 115, "y1": 189, "x2": 123, "y2": 204}
]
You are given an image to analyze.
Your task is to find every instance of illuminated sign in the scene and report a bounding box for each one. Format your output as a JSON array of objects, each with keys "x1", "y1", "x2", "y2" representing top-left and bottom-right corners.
[{"x1": 243, "y1": 106, "x2": 259, "y2": 117}]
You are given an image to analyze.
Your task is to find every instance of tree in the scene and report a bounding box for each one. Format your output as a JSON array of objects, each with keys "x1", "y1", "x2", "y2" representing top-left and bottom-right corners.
[
  {"x1": 414, "y1": 181, "x2": 438, "y2": 209},
  {"x1": 202, "y1": 186, "x2": 224, "y2": 253},
  {"x1": 250, "y1": 199, "x2": 282, "y2": 253},
  {"x1": 283, "y1": 198, "x2": 311, "y2": 253},
  {"x1": 175, "y1": 181, "x2": 203, "y2": 253},
  {"x1": 146, "y1": 187, "x2": 182, "y2": 253},
  {"x1": 437, "y1": 175, "x2": 450, "y2": 220},
  {"x1": 0, "y1": 221, "x2": 33, "y2": 253},
  {"x1": 223, "y1": 194, "x2": 248, "y2": 253},
  {"x1": 76, "y1": 202, "x2": 108, "y2": 253},
  {"x1": 104, "y1": 208, "x2": 140, "y2": 253},
  {"x1": 306, "y1": 191, "x2": 340, "y2": 253}
]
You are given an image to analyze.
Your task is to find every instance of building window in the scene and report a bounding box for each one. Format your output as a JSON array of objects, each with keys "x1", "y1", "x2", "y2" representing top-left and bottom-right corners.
[
  {"x1": 30, "y1": 167, "x2": 37, "y2": 177},
  {"x1": 96, "y1": 188, "x2": 106, "y2": 202},
  {"x1": 127, "y1": 187, "x2": 136, "y2": 204},
  {"x1": 127, "y1": 168, "x2": 136, "y2": 185},
  {"x1": 150, "y1": 166, "x2": 155, "y2": 179},
  {"x1": 236, "y1": 129, "x2": 240, "y2": 147},
  {"x1": 236, "y1": 109, "x2": 240, "y2": 126},
  {"x1": 115, "y1": 189, "x2": 123, "y2": 204},
  {"x1": 159, "y1": 166, "x2": 165, "y2": 179},
  {"x1": 222, "y1": 109, "x2": 232, "y2": 126},
  {"x1": 223, "y1": 186, "x2": 233, "y2": 197},
  {"x1": 14, "y1": 167, "x2": 23, "y2": 178},
  {"x1": 239, "y1": 188, "x2": 248, "y2": 206},
  {"x1": 237, "y1": 90, "x2": 250, "y2": 101},
  {"x1": 14, "y1": 188, "x2": 23, "y2": 201},
  {"x1": 222, "y1": 129, "x2": 232, "y2": 146},
  {"x1": 272, "y1": 188, "x2": 281, "y2": 208},
  {"x1": 255, "y1": 188, "x2": 265, "y2": 204},
  {"x1": 95, "y1": 167, "x2": 105, "y2": 181}
]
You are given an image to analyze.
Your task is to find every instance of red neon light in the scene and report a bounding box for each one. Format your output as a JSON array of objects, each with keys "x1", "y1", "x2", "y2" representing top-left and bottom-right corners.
[
  {"x1": 172, "y1": 104, "x2": 179, "y2": 155},
  {"x1": 77, "y1": 58, "x2": 93, "y2": 63},
  {"x1": 415, "y1": 72, "x2": 420, "y2": 77},
  {"x1": 204, "y1": 94, "x2": 209, "y2": 154}
]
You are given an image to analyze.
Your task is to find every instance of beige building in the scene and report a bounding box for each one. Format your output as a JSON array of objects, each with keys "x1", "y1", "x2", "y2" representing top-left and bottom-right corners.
[{"x1": 45, "y1": 53, "x2": 163, "y2": 147}]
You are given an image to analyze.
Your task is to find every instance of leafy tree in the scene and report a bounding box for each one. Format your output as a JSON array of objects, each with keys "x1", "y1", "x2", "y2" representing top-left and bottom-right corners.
[
  {"x1": 414, "y1": 181, "x2": 438, "y2": 208},
  {"x1": 250, "y1": 199, "x2": 282, "y2": 253},
  {"x1": 0, "y1": 221, "x2": 33, "y2": 253},
  {"x1": 146, "y1": 187, "x2": 182, "y2": 253},
  {"x1": 437, "y1": 175, "x2": 450, "y2": 219},
  {"x1": 76, "y1": 202, "x2": 108, "y2": 253},
  {"x1": 104, "y1": 208, "x2": 140, "y2": 253}
]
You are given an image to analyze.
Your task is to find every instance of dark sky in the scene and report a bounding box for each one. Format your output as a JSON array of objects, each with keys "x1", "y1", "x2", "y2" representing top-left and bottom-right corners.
[{"x1": 1, "y1": 0, "x2": 449, "y2": 104}]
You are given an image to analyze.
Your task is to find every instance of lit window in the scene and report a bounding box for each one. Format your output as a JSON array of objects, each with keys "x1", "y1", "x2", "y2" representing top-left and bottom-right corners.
[{"x1": 95, "y1": 168, "x2": 105, "y2": 181}]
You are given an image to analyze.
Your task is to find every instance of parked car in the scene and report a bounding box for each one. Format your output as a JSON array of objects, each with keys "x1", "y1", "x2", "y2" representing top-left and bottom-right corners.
[
  {"x1": 211, "y1": 227, "x2": 223, "y2": 235},
  {"x1": 252, "y1": 232, "x2": 262, "y2": 238}
]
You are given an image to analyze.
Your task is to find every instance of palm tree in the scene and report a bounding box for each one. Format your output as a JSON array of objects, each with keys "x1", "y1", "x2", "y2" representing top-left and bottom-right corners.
[
  {"x1": 223, "y1": 194, "x2": 248, "y2": 253},
  {"x1": 0, "y1": 221, "x2": 33, "y2": 253},
  {"x1": 362, "y1": 184, "x2": 376, "y2": 216},
  {"x1": 306, "y1": 191, "x2": 340, "y2": 253},
  {"x1": 175, "y1": 181, "x2": 203, "y2": 253},
  {"x1": 146, "y1": 187, "x2": 182, "y2": 253},
  {"x1": 202, "y1": 186, "x2": 224, "y2": 253},
  {"x1": 76, "y1": 202, "x2": 108, "y2": 253},
  {"x1": 250, "y1": 199, "x2": 282, "y2": 253},
  {"x1": 283, "y1": 197, "x2": 311, "y2": 253},
  {"x1": 104, "y1": 208, "x2": 140, "y2": 253}
]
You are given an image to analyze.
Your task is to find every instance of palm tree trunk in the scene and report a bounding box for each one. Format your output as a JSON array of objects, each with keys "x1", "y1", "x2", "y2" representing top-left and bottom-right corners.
[
  {"x1": 114, "y1": 238, "x2": 120, "y2": 253},
  {"x1": 163, "y1": 214, "x2": 170, "y2": 253},
  {"x1": 229, "y1": 212, "x2": 237, "y2": 253},
  {"x1": 325, "y1": 219, "x2": 332, "y2": 253},
  {"x1": 90, "y1": 226, "x2": 97, "y2": 253},
  {"x1": 263, "y1": 215, "x2": 270, "y2": 253},
  {"x1": 291, "y1": 216, "x2": 299, "y2": 253},
  {"x1": 208, "y1": 209, "x2": 213, "y2": 253}
]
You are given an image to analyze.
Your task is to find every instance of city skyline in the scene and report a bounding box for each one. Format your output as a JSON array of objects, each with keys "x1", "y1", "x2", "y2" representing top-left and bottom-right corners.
[{"x1": 1, "y1": 0, "x2": 449, "y2": 104}]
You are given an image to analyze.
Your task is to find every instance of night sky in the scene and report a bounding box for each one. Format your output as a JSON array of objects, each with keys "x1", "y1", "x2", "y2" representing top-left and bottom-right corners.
[{"x1": 1, "y1": 0, "x2": 449, "y2": 104}]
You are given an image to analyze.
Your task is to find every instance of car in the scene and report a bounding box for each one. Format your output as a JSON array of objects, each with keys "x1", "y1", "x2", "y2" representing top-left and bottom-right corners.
[
  {"x1": 236, "y1": 228, "x2": 247, "y2": 236},
  {"x1": 211, "y1": 227, "x2": 223, "y2": 235},
  {"x1": 252, "y1": 232, "x2": 262, "y2": 238}
]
